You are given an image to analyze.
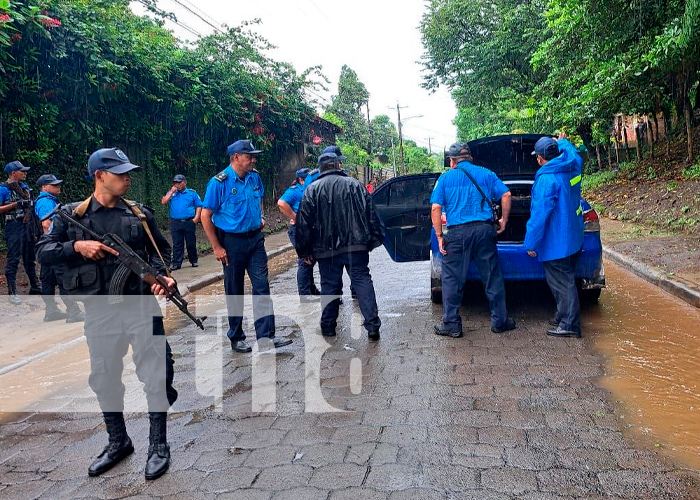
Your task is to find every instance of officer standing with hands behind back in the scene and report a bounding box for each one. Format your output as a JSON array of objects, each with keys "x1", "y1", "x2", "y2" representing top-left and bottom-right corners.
[
  {"x1": 201, "y1": 139, "x2": 292, "y2": 353},
  {"x1": 1, "y1": 160, "x2": 40, "y2": 304},
  {"x1": 34, "y1": 174, "x2": 84, "y2": 323},
  {"x1": 161, "y1": 174, "x2": 202, "y2": 270}
]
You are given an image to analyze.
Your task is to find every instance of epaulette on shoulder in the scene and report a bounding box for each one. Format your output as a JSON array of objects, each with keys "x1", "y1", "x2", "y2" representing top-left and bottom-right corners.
[{"x1": 214, "y1": 171, "x2": 228, "y2": 182}]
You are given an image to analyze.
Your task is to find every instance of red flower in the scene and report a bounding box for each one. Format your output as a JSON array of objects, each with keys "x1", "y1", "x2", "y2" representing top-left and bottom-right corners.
[
  {"x1": 11, "y1": 33, "x2": 21, "y2": 43},
  {"x1": 0, "y1": 14, "x2": 12, "y2": 22},
  {"x1": 253, "y1": 125, "x2": 264, "y2": 136},
  {"x1": 39, "y1": 17, "x2": 61, "y2": 28},
  {"x1": 269, "y1": 134, "x2": 275, "y2": 141}
]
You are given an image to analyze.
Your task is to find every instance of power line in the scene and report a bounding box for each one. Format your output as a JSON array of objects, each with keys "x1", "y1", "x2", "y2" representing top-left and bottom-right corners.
[
  {"x1": 167, "y1": 0, "x2": 223, "y2": 33},
  {"x1": 176, "y1": 0, "x2": 221, "y2": 29},
  {"x1": 135, "y1": 0, "x2": 204, "y2": 38}
]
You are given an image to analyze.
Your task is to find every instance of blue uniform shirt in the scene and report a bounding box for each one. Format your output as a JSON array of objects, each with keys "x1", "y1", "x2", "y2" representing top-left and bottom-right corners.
[
  {"x1": 279, "y1": 184, "x2": 304, "y2": 213},
  {"x1": 0, "y1": 182, "x2": 30, "y2": 204},
  {"x1": 306, "y1": 169, "x2": 320, "y2": 185},
  {"x1": 430, "y1": 161, "x2": 509, "y2": 226},
  {"x1": 34, "y1": 192, "x2": 59, "y2": 220},
  {"x1": 167, "y1": 188, "x2": 203, "y2": 220},
  {"x1": 203, "y1": 166, "x2": 264, "y2": 233}
]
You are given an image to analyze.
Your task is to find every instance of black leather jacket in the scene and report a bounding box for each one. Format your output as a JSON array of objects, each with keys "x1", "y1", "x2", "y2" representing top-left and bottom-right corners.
[{"x1": 295, "y1": 170, "x2": 383, "y2": 259}]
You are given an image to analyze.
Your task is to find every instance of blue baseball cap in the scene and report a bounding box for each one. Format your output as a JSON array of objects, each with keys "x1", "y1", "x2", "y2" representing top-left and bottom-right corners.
[
  {"x1": 36, "y1": 174, "x2": 63, "y2": 186},
  {"x1": 295, "y1": 168, "x2": 310, "y2": 180},
  {"x1": 227, "y1": 139, "x2": 262, "y2": 156},
  {"x1": 532, "y1": 137, "x2": 560, "y2": 160},
  {"x1": 318, "y1": 152, "x2": 338, "y2": 167},
  {"x1": 172, "y1": 174, "x2": 186, "y2": 183},
  {"x1": 322, "y1": 146, "x2": 347, "y2": 161},
  {"x1": 4, "y1": 161, "x2": 30, "y2": 174},
  {"x1": 87, "y1": 148, "x2": 142, "y2": 178}
]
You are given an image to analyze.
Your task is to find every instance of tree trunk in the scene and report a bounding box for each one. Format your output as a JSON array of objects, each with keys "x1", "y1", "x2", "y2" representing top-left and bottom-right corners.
[
  {"x1": 576, "y1": 122, "x2": 594, "y2": 154},
  {"x1": 652, "y1": 112, "x2": 660, "y2": 143},
  {"x1": 622, "y1": 124, "x2": 631, "y2": 162},
  {"x1": 595, "y1": 144, "x2": 603, "y2": 171},
  {"x1": 607, "y1": 144, "x2": 613, "y2": 169},
  {"x1": 679, "y1": 69, "x2": 694, "y2": 162}
]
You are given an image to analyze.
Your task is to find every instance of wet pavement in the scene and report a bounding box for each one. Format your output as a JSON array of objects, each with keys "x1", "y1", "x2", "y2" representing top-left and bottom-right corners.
[{"x1": 1, "y1": 247, "x2": 700, "y2": 499}]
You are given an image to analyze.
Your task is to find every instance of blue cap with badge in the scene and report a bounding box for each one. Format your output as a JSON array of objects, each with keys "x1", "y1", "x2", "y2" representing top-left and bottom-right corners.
[
  {"x1": 87, "y1": 148, "x2": 142, "y2": 178},
  {"x1": 227, "y1": 139, "x2": 263, "y2": 156},
  {"x1": 531, "y1": 137, "x2": 560, "y2": 160},
  {"x1": 36, "y1": 174, "x2": 63, "y2": 186},
  {"x1": 4, "y1": 161, "x2": 30, "y2": 174}
]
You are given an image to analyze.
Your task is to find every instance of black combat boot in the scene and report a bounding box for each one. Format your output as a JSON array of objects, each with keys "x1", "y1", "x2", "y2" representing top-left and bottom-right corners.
[
  {"x1": 145, "y1": 412, "x2": 170, "y2": 480},
  {"x1": 88, "y1": 413, "x2": 134, "y2": 477},
  {"x1": 65, "y1": 301, "x2": 85, "y2": 323},
  {"x1": 28, "y1": 276, "x2": 41, "y2": 295},
  {"x1": 42, "y1": 297, "x2": 67, "y2": 322},
  {"x1": 7, "y1": 283, "x2": 21, "y2": 305}
]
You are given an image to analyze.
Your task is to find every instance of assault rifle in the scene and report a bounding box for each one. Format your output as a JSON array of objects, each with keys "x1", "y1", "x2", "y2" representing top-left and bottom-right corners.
[{"x1": 42, "y1": 205, "x2": 206, "y2": 330}]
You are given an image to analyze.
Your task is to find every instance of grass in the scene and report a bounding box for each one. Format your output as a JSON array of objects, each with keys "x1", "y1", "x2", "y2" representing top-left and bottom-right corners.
[
  {"x1": 582, "y1": 170, "x2": 618, "y2": 192},
  {"x1": 682, "y1": 161, "x2": 700, "y2": 180}
]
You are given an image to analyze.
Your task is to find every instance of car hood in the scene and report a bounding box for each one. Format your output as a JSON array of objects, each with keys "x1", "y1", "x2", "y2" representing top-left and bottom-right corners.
[{"x1": 465, "y1": 134, "x2": 549, "y2": 180}]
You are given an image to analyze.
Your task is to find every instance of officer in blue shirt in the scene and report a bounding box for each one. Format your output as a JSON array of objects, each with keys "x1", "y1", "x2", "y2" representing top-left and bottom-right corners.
[
  {"x1": 525, "y1": 134, "x2": 584, "y2": 338},
  {"x1": 0, "y1": 160, "x2": 40, "y2": 304},
  {"x1": 161, "y1": 174, "x2": 203, "y2": 270},
  {"x1": 430, "y1": 142, "x2": 516, "y2": 337},
  {"x1": 34, "y1": 174, "x2": 84, "y2": 322},
  {"x1": 277, "y1": 168, "x2": 320, "y2": 301},
  {"x1": 201, "y1": 139, "x2": 292, "y2": 353}
]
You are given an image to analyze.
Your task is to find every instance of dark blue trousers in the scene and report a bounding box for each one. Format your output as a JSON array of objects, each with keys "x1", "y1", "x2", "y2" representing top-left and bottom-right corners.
[
  {"x1": 170, "y1": 219, "x2": 198, "y2": 267},
  {"x1": 3, "y1": 220, "x2": 37, "y2": 285},
  {"x1": 287, "y1": 225, "x2": 315, "y2": 295},
  {"x1": 317, "y1": 251, "x2": 380, "y2": 334},
  {"x1": 221, "y1": 231, "x2": 275, "y2": 341},
  {"x1": 40, "y1": 262, "x2": 80, "y2": 312},
  {"x1": 543, "y1": 250, "x2": 581, "y2": 333},
  {"x1": 441, "y1": 223, "x2": 508, "y2": 331}
]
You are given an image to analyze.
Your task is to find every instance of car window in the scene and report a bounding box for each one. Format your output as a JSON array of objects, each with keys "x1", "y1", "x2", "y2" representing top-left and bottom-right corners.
[
  {"x1": 388, "y1": 177, "x2": 436, "y2": 206},
  {"x1": 373, "y1": 186, "x2": 389, "y2": 206}
]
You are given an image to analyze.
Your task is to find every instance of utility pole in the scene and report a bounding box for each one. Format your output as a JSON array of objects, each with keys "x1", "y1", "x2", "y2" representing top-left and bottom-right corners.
[
  {"x1": 366, "y1": 101, "x2": 373, "y2": 183},
  {"x1": 390, "y1": 102, "x2": 408, "y2": 175},
  {"x1": 427, "y1": 137, "x2": 434, "y2": 155}
]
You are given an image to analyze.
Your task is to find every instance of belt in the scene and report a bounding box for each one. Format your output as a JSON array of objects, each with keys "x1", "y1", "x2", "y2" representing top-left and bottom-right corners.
[
  {"x1": 171, "y1": 218, "x2": 194, "y2": 221},
  {"x1": 225, "y1": 228, "x2": 261, "y2": 238},
  {"x1": 448, "y1": 220, "x2": 493, "y2": 229}
]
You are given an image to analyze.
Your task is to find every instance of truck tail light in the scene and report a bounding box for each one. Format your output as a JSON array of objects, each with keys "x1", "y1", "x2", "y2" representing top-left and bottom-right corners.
[
  {"x1": 583, "y1": 207, "x2": 600, "y2": 232},
  {"x1": 441, "y1": 212, "x2": 447, "y2": 235}
]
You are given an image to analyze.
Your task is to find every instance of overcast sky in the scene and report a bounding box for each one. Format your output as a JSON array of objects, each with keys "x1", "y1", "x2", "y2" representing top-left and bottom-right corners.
[{"x1": 130, "y1": 0, "x2": 458, "y2": 153}]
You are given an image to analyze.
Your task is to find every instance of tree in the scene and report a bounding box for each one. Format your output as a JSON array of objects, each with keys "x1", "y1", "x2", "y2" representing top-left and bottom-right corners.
[
  {"x1": 370, "y1": 114, "x2": 398, "y2": 154},
  {"x1": 326, "y1": 65, "x2": 370, "y2": 149}
]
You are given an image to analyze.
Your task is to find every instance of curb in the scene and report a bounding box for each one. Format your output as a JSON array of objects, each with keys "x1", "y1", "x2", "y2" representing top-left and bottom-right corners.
[
  {"x1": 179, "y1": 243, "x2": 294, "y2": 296},
  {"x1": 603, "y1": 247, "x2": 700, "y2": 308}
]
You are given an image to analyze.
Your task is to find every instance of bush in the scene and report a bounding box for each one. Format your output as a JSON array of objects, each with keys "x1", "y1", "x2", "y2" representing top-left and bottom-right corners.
[
  {"x1": 681, "y1": 161, "x2": 700, "y2": 180},
  {"x1": 582, "y1": 170, "x2": 617, "y2": 192}
]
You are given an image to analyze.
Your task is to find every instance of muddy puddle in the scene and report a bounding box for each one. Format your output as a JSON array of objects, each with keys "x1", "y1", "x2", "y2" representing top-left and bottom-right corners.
[{"x1": 589, "y1": 260, "x2": 700, "y2": 469}]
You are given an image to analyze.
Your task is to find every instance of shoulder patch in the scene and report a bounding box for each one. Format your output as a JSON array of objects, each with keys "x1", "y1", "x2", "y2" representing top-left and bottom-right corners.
[{"x1": 214, "y1": 171, "x2": 228, "y2": 182}]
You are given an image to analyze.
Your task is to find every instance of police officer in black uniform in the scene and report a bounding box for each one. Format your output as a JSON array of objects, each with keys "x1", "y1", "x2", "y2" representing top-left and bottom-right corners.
[
  {"x1": 0, "y1": 161, "x2": 40, "y2": 304},
  {"x1": 36, "y1": 148, "x2": 178, "y2": 480}
]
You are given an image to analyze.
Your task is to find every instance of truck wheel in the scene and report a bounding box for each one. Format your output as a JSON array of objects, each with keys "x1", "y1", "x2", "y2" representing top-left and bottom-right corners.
[{"x1": 579, "y1": 288, "x2": 601, "y2": 303}]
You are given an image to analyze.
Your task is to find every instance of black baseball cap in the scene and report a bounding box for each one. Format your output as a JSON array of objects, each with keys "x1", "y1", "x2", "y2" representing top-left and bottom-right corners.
[
  {"x1": 532, "y1": 137, "x2": 560, "y2": 160},
  {"x1": 4, "y1": 161, "x2": 30, "y2": 174},
  {"x1": 322, "y1": 145, "x2": 347, "y2": 161},
  {"x1": 87, "y1": 148, "x2": 142, "y2": 178},
  {"x1": 172, "y1": 174, "x2": 186, "y2": 183},
  {"x1": 227, "y1": 139, "x2": 262, "y2": 156},
  {"x1": 36, "y1": 174, "x2": 63, "y2": 186},
  {"x1": 445, "y1": 142, "x2": 471, "y2": 158},
  {"x1": 318, "y1": 152, "x2": 338, "y2": 167}
]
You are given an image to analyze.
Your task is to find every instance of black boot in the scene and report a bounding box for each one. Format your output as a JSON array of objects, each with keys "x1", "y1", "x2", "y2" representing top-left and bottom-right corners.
[
  {"x1": 88, "y1": 413, "x2": 134, "y2": 477},
  {"x1": 43, "y1": 297, "x2": 67, "y2": 322},
  {"x1": 65, "y1": 301, "x2": 85, "y2": 323},
  {"x1": 145, "y1": 412, "x2": 170, "y2": 480},
  {"x1": 28, "y1": 276, "x2": 41, "y2": 295},
  {"x1": 7, "y1": 283, "x2": 21, "y2": 305}
]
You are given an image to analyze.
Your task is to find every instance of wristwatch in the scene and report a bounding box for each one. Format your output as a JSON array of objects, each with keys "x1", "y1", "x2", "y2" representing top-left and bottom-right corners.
[{"x1": 435, "y1": 232, "x2": 443, "y2": 238}]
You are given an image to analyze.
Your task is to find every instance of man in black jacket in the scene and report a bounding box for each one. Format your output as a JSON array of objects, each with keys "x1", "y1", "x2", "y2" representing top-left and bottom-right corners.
[{"x1": 295, "y1": 152, "x2": 383, "y2": 340}]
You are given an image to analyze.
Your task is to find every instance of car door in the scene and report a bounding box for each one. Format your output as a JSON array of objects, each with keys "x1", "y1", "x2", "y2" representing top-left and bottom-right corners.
[{"x1": 372, "y1": 173, "x2": 440, "y2": 262}]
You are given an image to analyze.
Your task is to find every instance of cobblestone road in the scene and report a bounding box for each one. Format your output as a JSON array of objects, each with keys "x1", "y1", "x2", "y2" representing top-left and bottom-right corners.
[{"x1": 1, "y1": 248, "x2": 698, "y2": 499}]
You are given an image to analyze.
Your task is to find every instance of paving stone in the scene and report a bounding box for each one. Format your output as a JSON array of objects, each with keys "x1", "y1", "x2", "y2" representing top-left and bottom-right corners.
[
  {"x1": 329, "y1": 487, "x2": 387, "y2": 500},
  {"x1": 481, "y1": 467, "x2": 538, "y2": 495},
  {"x1": 597, "y1": 470, "x2": 681, "y2": 497},
  {"x1": 331, "y1": 425, "x2": 381, "y2": 444},
  {"x1": 612, "y1": 448, "x2": 674, "y2": 472},
  {"x1": 308, "y1": 463, "x2": 367, "y2": 489},
  {"x1": 234, "y1": 429, "x2": 286, "y2": 449},
  {"x1": 478, "y1": 427, "x2": 526, "y2": 448},
  {"x1": 270, "y1": 487, "x2": 329, "y2": 500},
  {"x1": 557, "y1": 447, "x2": 617, "y2": 472},
  {"x1": 362, "y1": 409, "x2": 407, "y2": 426},
  {"x1": 316, "y1": 412, "x2": 364, "y2": 428},
  {"x1": 428, "y1": 425, "x2": 478, "y2": 445},
  {"x1": 423, "y1": 465, "x2": 479, "y2": 491},
  {"x1": 143, "y1": 469, "x2": 206, "y2": 496},
  {"x1": 344, "y1": 443, "x2": 376, "y2": 465},
  {"x1": 499, "y1": 411, "x2": 545, "y2": 430},
  {"x1": 296, "y1": 443, "x2": 348, "y2": 468},
  {"x1": 379, "y1": 426, "x2": 427, "y2": 445},
  {"x1": 536, "y1": 468, "x2": 601, "y2": 497},
  {"x1": 281, "y1": 426, "x2": 334, "y2": 446},
  {"x1": 397, "y1": 443, "x2": 452, "y2": 465},
  {"x1": 505, "y1": 446, "x2": 557, "y2": 470},
  {"x1": 243, "y1": 445, "x2": 296, "y2": 467},
  {"x1": 388, "y1": 488, "x2": 448, "y2": 500},
  {"x1": 199, "y1": 468, "x2": 260, "y2": 493},
  {"x1": 364, "y1": 464, "x2": 423, "y2": 491},
  {"x1": 450, "y1": 491, "x2": 512, "y2": 500},
  {"x1": 451, "y1": 410, "x2": 499, "y2": 427},
  {"x1": 216, "y1": 490, "x2": 271, "y2": 500}
]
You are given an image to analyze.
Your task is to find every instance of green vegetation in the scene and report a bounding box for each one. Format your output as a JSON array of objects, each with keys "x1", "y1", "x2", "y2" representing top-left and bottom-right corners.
[
  {"x1": 581, "y1": 170, "x2": 617, "y2": 193},
  {"x1": 682, "y1": 160, "x2": 700, "y2": 179},
  {"x1": 421, "y1": 0, "x2": 700, "y2": 163},
  {"x1": 0, "y1": 0, "x2": 322, "y2": 219}
]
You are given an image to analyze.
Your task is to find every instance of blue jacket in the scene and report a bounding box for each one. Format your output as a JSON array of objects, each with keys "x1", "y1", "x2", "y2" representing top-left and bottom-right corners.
[{"x1": 524, "y1": 139, "x2": 584, "y2": 262}]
